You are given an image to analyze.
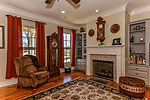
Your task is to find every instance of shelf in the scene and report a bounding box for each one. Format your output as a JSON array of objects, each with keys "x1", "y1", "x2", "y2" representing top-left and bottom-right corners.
[
  {"x1": 128, "y1": 64, "x2": 148, "y2": 67},
  {"x1": 130, "y1": 29, "x2": 145, "y2": 33},
  {"x1": 131, "y1": 52, "x2": 145, "y2": 54},
  {"x1": 131, "y1": 42, "x2": 145, "y2": 44}
]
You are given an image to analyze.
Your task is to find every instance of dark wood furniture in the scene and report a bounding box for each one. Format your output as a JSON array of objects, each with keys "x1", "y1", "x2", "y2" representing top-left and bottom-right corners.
[
  {"x1": 47, "y1": 32, "x2": 60, "y2": 78},
  {"x1": 119, "y1": 76, "x2": 145, "y2": 98}
]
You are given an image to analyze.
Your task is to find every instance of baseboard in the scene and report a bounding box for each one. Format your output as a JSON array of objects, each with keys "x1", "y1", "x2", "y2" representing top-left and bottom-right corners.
[
  {"x1": 0, "y1": 67, "x2": 75, "y2": 88},
  {"x1": 0, "y1": 78, "x2": 17, "y2": 87}
]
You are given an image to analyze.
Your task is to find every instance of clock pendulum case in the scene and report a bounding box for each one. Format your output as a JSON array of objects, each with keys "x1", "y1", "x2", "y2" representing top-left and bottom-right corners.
[
  {"x1": 47, "y1": 32, "x2": 60, "y2": 78},
  {"x1": 96, "y1": 17, "x2": 106, "y2": 42}
]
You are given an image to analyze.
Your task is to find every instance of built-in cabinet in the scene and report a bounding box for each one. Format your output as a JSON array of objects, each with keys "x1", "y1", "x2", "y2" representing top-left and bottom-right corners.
[
  {"x1": 75, "y1": 32, "x2": 86, "y2": 72},
  {"x1": 127, "y1": 20, "x2": 150, "y2": 86}
]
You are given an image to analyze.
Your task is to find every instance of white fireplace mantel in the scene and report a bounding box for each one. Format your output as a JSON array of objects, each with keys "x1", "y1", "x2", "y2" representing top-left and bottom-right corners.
[{"x1": 86, "y1": 45, "x2": 124, "y2": 83}]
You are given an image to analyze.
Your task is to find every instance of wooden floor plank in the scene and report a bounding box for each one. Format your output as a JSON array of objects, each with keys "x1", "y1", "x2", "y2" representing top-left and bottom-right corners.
[{"x1": 0, "y1": 71, "x2": 149, "y2": 100}]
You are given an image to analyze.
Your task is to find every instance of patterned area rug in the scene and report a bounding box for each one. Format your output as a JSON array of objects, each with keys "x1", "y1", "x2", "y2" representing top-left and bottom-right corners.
[{"x1": 22, "y1": 78, "x2": 145, "y2": 100}]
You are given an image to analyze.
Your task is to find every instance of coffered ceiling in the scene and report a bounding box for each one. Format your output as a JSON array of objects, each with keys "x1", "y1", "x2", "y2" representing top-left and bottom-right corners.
[{"x1": 0, "y1": 0, "x2": 149, "y2": 25}]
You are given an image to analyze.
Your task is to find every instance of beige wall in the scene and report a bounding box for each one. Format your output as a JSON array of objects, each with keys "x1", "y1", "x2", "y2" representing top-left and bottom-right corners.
[
  {"x1": 0, "y1": 10, "x2": 7, "y2": 82},
  {"x1": 0, "y1": 9, "x2": 77, "y2": 83},
  {"x1": 86, "y1": 11, "x2": 126, "y2": 76},
  {"x1": 130, "y1": 11, "x2": 150, "y2": 22},
  {"x1": 86, "y1": 12, "x2": 126, "y2": 46}
]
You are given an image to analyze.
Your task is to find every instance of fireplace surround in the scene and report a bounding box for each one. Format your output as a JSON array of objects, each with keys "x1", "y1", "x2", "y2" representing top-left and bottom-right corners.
[{"x1": 86, "y1": 45, "x2": 124, "y2": 83}]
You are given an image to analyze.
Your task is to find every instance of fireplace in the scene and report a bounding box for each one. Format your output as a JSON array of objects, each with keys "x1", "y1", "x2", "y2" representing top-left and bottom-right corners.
[
  {"x1": 93, "y1": 60, "x2": 113, "y2": 81},
  {"x1": 86, "y1": 45, "x2": 124, "y2": 82}
]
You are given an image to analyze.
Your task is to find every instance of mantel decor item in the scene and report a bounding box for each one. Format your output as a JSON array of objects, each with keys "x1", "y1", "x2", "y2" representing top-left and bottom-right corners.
[
  {"x1": 88, "y1": 29, "x2": 95, "y2": 37},
  {"x1": 0, "y1": 25, "x2": 4, "y2": 49},
  {"x1": 140, "y1": 37, "x2": 144, "y2": 43},
  {"x1": 98, "y1": 41, "x2": 104, "y2": 46},
  {"x1": 112, "y1": 38, "x2": 121, "y2": 45},
  {"x1": 110, "y1": 24, "x2": 120, "y2": 34},
  {"x1": 96, "y1": 17, "x2": 106, "y2": 42},
  {"x1": 80, "y1": 27, "x2": 85, "y2": 32},
  {"x1": 130, "y1": 36, "x2": 134, "y2": 42}
]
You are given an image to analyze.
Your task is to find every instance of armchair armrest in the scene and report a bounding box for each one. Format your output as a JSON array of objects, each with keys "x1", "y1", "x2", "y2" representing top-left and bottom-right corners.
[
  {"x1": 20, "y1": 71, "x2": 35, "y2": 78},
  {"x1": 20, "y1": 70, "x2": 38, "y2": 87},
  {"x1": 37, "y1": 66, "x2": 48, "y2": 71}
]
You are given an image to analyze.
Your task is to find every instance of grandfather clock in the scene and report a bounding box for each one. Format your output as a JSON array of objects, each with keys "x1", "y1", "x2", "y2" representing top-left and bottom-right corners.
[{"x1": 47, "y1": 32, "x2": 60, "y2": 78}]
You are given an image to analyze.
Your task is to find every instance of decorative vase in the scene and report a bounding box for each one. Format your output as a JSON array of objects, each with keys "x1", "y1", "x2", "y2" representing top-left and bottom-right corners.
[{"x1": 98, "y1": 42, "x2": 104, "y2": 46}]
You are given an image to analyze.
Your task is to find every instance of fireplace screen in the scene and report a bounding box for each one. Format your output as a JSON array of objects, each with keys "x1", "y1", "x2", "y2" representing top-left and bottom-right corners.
[{"x1": 93, "y1": 60, "x2": 113, "y2": 81}]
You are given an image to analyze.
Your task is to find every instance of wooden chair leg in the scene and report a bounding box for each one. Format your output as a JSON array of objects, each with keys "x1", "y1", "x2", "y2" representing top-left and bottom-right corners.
[
  {"x1": 46, "y1": 78, "x2": 50, "y2": 83},
  {"x1": 17, "y1": 84, "x2": 20, "y2": 88},
  {"x1": 32, "y1": 87, "x2": 37, "y2": 93}
]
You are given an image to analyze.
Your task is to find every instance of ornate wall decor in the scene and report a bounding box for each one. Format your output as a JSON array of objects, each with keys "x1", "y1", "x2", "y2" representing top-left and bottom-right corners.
[
  {"x1": 96, "y1": 17, "x2": 106, "y2": 42},
  {"x1": 110, "y1": 24, "x2": 120, "y2": 34},
  {"x1": 80, "y1": 27, "x2": 85, "y2": 32},
  {"x1": 88, "y1": 29, "x2": 95, "y2": 37}
]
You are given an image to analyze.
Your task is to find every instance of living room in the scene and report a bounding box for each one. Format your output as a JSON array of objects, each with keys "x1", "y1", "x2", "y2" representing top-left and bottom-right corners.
[{"x1": 0, "y1": 0, "x2": 150, "y2": 100}]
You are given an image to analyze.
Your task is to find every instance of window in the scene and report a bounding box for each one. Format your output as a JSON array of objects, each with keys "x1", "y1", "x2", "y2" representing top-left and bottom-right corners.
[
  {"x1": 64, "y1": 33, "x2": 71, "y2": 63},
  {"x1": 22, "y1": 27, "x2": 36, "y2": 55}
]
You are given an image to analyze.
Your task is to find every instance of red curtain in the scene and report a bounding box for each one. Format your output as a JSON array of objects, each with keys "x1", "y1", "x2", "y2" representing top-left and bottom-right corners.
[
  {"x1": 58, "y1": 26, "x2": 64, "y2": 68},
  {"x1": 6, "y1": 15, "x2": 23, "y2": 79},
  {"x1": 36, "y1": 21, "x2": 45, "y2": 65},
  {"x1": 71, "y1": 29, "x2": 76, "y2": 66}
]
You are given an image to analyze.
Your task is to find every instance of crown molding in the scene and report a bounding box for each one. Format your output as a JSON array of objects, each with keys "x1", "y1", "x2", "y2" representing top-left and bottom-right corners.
[
  {"x1": 75, "y1": 3, "x2": 128, "y2": 24},
  {"x1": 130, "y1": 5, "x2": 150, "y2": 16},
  {"x1": 126, "y1": 4, "x2": 132, "y2": 15},
  {"x1": 0, "y1": 3, "x2": 79, "y2": 29}
]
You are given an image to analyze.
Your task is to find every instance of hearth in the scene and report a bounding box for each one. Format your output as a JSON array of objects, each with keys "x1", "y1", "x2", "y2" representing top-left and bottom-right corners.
[{"x1": 93, "y1": 60, "x2": 113, "y2": 81}]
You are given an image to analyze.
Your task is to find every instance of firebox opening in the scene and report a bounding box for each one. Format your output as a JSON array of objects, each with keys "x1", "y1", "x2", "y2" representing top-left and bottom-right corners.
[{"x1": 93, "y1": 60, "x2": 113, "y2": 81}]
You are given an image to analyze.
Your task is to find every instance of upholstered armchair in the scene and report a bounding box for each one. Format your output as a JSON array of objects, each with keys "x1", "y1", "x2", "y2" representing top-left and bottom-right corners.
[{"x1": 14, "y1": 56, "x2": 49, "y2": 88}]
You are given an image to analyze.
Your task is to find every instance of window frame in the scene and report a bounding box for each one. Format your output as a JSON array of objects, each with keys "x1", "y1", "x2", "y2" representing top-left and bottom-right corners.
[
  {"x1": 22, "y1": 27, "x2": 36, "y2": 56},
  {"x1": 63, "y1": 32, "x2": 71, "y2": 63}
]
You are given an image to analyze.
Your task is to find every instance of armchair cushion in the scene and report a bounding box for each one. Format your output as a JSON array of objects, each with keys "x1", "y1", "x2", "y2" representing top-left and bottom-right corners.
[
  {"x1": 34, "y1": 71, "x2": 49, "y2": 80},
  {"x1": 37, "y1": 66, "x2": 48, "y2": 71},
  {"x1": 23, "y1": 64, "x2": 37, "y2": 72},
  {"x1": 20, "y1": 70, "x2": 34, "y2": 78},
  {"x1": 22, "y1": 56, "x2": 33, "y2": 67}
]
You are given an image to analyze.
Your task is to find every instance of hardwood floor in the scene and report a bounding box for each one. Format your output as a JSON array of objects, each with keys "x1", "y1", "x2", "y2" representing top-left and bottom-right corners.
[{"x1": 0, "y1": 71, "x2": 149, "y2": 100}]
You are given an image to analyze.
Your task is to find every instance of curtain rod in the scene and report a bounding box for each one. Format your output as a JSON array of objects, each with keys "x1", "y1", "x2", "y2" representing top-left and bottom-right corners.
[
  {"x1": 63, "y1": 27, "x2": 72, "y2": 30},
  {"x1": 6, "y1": 15, "x2": 46, "y2": 25}
]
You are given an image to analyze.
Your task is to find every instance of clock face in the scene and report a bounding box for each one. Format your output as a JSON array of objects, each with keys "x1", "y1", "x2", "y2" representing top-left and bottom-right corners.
[
  {"x1": 52, "y1": 39, "x2": 58, "y2": 48},
  {"x1": 99, "y1": 24, "x2": 103, "y2": 29}
]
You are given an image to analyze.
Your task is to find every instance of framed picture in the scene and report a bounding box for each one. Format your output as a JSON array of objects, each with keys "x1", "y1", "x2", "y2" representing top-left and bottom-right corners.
[
  {"x1": 112, "y1": 38, "x2": 121, "y2": 45},
  {"x1": 0, "y1": 26, "x2": 4, "y2": 49}
]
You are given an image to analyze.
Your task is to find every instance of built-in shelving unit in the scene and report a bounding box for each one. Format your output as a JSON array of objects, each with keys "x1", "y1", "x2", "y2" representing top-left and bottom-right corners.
[
  {"x1": 127, "y1": 20, "x2": 150, "y2": 86},
  {"x1": 76, "y1": 34, "x2": 82, "y2": 59},
  {"x1": 75, "y1": 32, "x2": 86, "y2": 72}
]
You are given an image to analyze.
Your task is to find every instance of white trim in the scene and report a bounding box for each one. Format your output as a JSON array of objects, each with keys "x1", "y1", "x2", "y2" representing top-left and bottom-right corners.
[
  {"x1": 83, "y1": 3, "x2": 127, "y2": 24},
  {"x1": 0, "y1": 67, "x2": 75, "y2": 87},
  {"x1": 0, "y1": 3, "x2": 79, "y2": 29},
  {"x1": 0, "y1": 78, "x2": 17, "y2": 87},
  {"x1": 131, "y1": 5, "x2": 150, "y2": 16},
  {"x1": 126, "y1": 4, "x2": 132, "y2": 15}
]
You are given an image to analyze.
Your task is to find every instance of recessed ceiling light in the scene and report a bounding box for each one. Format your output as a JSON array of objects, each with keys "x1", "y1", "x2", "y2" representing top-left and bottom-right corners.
[
  {"x1": 61, "y1": 11, "x2": 65, "y2": 14},
  {"x1": 96, "y1": 10, "x2": 99, "y2": 13}
]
